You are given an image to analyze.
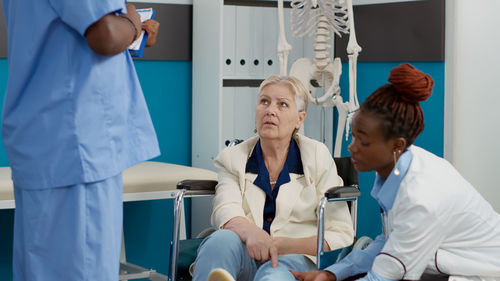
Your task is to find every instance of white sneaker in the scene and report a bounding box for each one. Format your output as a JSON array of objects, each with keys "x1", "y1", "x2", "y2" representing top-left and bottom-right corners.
[{"x1": 208, "y1": 268, "x2": 236, "y2": 281}]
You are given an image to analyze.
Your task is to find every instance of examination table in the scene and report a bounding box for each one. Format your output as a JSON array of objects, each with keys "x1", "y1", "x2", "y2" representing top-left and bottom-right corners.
[{"x1": 0, "y1": 161, "x2": 217, "y2": 281}]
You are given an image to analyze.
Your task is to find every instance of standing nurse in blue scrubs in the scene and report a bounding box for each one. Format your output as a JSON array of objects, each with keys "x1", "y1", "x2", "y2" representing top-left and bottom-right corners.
[{"x1": 1, "y1": 0, "x2": 160, "y2": 280}]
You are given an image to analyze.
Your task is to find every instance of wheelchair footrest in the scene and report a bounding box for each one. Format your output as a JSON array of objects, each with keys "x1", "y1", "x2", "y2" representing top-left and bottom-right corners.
[{"x1": 119, "y1": 262, "x2": 169, "y2": 281}]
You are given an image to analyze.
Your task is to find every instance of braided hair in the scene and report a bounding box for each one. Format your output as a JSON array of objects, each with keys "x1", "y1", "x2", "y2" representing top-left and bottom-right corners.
[{"x1": 360, "y1": 63, "x2": 434, "y2": 146}]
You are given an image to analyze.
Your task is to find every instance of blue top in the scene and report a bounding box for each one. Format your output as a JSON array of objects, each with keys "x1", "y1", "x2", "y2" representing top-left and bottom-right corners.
[
  {"x1": 245, "y1": 138, "x2": 303, "y2": 233},
  {"x1": 325, "y1": 150, "x2": 413, "y2": 281},
  {"x1": 1, "y1": 0, "x2": 160, "y2": 189}
]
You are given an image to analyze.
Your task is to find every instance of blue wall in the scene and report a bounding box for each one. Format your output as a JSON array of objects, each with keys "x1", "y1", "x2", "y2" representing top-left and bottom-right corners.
[
  {"x1": 0, "y1": 59, "x2": 8, "y2": 166},
  {"x1": 0, "y1": 58, "x2": 13, "y2": 280},
  {"x1": 0, "y1": 59, "x2": 445, "y2": 278},
  {"x1": 123, "y1": 60, "x2": 193, "y2": 277}
]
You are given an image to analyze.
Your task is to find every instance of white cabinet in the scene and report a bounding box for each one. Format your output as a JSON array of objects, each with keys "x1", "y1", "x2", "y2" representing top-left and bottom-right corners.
[{"x1": 193, "y1": 0, "x2": 315, "y2": 169}]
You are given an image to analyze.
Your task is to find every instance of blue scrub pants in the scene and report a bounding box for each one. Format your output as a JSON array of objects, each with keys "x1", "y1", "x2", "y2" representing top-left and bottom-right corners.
[
  {"x1": 193, "y1": 229, "x2": 317, "y2": 281},
  {"x1": 13, "y1": 173, "x2": 123, "y2": 281}
]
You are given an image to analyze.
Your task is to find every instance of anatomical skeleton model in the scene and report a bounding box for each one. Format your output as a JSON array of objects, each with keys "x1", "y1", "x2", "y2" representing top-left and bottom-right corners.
[{"x1": 277, "y1": 0, "x2": 361, "y2": 157}]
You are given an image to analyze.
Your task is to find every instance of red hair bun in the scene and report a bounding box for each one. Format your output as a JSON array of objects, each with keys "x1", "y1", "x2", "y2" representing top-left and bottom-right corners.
[{"x1": 388, "y1": 63, "x2": 434, "y2": 102}]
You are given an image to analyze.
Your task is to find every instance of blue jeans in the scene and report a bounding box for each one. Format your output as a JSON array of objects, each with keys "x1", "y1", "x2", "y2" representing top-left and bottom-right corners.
[{"x1": 193, "y1": 229, "x2": 317, "y2": 281}]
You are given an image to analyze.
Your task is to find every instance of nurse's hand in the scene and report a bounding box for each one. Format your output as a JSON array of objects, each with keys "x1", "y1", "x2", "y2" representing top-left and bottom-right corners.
[
  {"x1": 223, "y1": 217, "x2": 278, "y2": 267},
  {"x1": 290, "y1": 270, "x2": 337, "y2": 281},
  {"x1": 124, "y1": 4, "x2": 142, "y2": 40},
  {"x1": 142, "y1": 19, "x2": 160, "y2": 47}
]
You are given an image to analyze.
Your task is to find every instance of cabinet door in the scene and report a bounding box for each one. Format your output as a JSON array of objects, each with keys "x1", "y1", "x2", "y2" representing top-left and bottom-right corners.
[
  {"x1": 304, "y1": 102, "x2": 334, "y2": 153},
  {"x1": 233, "y1": 87, "x2": 258, "y2": 140},
  {"x1": 222, "y1": 87, "x2": 258, "y2": 145}
]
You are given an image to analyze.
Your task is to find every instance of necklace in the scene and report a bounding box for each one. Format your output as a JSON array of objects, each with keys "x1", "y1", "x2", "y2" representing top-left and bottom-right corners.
[{"x1": 270, "y1": 181, "x2": 277, "y2": 185}]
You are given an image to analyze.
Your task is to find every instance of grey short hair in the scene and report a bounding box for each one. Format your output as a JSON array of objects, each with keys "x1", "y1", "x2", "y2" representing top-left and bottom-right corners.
[{"x1": 258, "y1": 75, "x2": 309, "y2": 113}]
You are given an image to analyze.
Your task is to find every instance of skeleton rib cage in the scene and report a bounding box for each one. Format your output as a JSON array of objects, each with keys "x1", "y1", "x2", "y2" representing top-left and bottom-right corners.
[{"x1": 278, "y1": 0, "x2": 362, "y2": 157}]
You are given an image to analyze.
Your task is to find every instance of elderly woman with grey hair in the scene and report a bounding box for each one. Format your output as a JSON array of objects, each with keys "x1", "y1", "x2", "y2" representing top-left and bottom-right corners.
[{"x1": 193, "y1": 75, "x2": 354, "y2": 281}]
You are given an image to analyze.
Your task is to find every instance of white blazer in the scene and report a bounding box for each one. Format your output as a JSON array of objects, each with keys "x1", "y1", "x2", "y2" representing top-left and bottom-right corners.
[
  {"x1": 211, "y1": 134, "x2": 354, "y2": 261},
  {"x1": 372, "y1": 146, "x2": 500, "y2": 280}
]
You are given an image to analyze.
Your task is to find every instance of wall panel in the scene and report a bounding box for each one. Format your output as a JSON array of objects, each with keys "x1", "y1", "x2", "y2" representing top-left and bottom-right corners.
[{"x1": 335, "y1": 0, "x2": 445, "y2": 61}]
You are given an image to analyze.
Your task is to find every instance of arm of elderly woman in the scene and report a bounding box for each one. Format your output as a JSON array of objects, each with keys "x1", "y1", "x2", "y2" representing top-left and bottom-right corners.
[
  {"x1": 224, "y1": 217, "x2": 279, "y2": 267},
  {"x1": 212, "y1": 149, "x2": 279, "y2": 267},
  {"x1": 272, "y1": 236, "x2": 330, "y2": 256}
]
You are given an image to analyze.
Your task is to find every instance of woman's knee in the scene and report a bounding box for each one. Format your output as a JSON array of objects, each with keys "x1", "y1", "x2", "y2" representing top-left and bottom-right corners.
[
  {"x1": 254, "y1": 261, "x2": 294, "y2": 281},
  {"x1": 204, "y1": 229, "x2": 240, "y2": 245},
  {"x1": 194, "y1": 229, "x2": 254, "y2": 280},
  {"x1": 254, "y1": 255, "x2": 315, "y2": 281},
  {"x1": 198, "y1": 229, "x2": 243, "y2": 255}
]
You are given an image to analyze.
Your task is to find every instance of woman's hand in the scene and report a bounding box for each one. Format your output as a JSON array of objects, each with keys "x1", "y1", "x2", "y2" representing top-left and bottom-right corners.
[
  {"x1": 290, "y1": 270, "x2": 336, "y2": 281},
  {"x1": 142, "y1": 19, "x2": 160, "y2": 47},
  {"x1": 245, "y1": 226, "x2": 278, "y2": 266},
  {"x1": 223, "y1": 217, "x2": 278, "y2": 267}
]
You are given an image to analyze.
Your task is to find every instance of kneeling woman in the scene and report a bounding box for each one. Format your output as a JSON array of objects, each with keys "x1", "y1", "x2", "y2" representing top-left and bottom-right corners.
[
  {"x1": 292, "y1": 64, "x2": 500, "y2": 281},
  {"x1": 193, "y1": 75, "x2": 354, "y2": 281}
]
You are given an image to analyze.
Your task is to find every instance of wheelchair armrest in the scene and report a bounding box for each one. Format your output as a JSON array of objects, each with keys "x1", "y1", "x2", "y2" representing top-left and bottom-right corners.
[
  {"x1": 325, "y1": 185, "x2": 360, "y2": 199},
  {"x1": 176, "y1": 180, "x2": 218, "y2": 191}
]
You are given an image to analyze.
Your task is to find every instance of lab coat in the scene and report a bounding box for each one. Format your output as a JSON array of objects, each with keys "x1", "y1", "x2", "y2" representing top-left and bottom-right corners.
[{"x1": 372, "y1": 146, "x2": 500, "y2": 280}]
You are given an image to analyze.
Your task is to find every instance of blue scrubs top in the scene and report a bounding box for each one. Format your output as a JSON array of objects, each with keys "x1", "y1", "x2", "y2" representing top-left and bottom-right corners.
[
  {"x1": 245, "y1": 138, "x2": 303, "y2": 233},
  {"x1": 2, "y1": 0, "x2": 160, "y2": 189}
]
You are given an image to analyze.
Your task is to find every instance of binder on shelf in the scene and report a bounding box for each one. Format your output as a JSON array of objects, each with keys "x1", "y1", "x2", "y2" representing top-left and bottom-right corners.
[
  {"x1": 262, "y1": 7, "x2": 279, "y2": 77},
  {"x1": 234, "y1": 87, "x2": 258, "y2": 140},
  {"x1": 249, "y1": 7, "x2": 264, "y2": 77},
  {"x1": 128, "y1": 8, "x2": 156, "y2": 58},
  {"x1": 221, "y1": 87, "x2": 236, "y2": 150},
  {"x1": 235, "y1": 6, "x2": 252, "y2": 77},
  {"x1": 223, "y1": 5, "x2": 237, "y2": 76}
]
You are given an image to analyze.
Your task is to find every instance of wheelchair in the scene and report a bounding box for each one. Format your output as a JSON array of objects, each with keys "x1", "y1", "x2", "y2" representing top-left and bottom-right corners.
[
  {"x1": 316, "y1": 157, "x2": 372, "y2": 269},
  {"x1": 0, "y1": 144, "x2": 367, "y2": 281},
  {"x1": 169, "y1": 155, "x2": 371, "y2": 280}
]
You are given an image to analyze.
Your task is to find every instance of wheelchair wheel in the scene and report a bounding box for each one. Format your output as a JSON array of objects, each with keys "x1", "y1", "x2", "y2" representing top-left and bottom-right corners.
[
  {"x1": 182, "y1": 227, "x2": 218, "y2": 278},
  {"x1": 335, "y1": 236, "x2": 373, "y2": 263},
  {"x1": 334, "y1": 246, "x2": 352, "y2": 263},
  {"x1": 196, "y1": 227, "x2": 217, "y2": 239},
  {"x1": 353, "y1": 236, "x2": 372, "y2": 250}
]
